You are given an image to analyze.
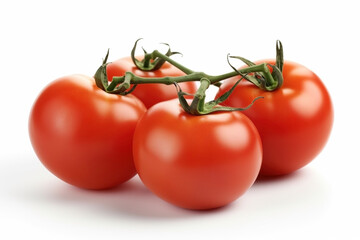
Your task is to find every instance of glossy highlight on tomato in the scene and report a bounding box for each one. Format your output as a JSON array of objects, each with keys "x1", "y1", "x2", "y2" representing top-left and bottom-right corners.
[
  {"x1": 29, "y1": 74, "x2": 146, "y2": 189},
  {"x1": 106, "y1": 56, "x2": 197, "y2": 108},
  {"x1": 133, "y1": 99, "x2": 262, "y2": 210},
  {"x1": 216, "y1": 60, "x2": 334, "y2": 176}
]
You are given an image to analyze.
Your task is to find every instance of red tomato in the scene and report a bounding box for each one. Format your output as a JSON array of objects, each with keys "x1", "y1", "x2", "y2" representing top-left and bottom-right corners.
[
  {"x1": 106, "y1": 56, "x2": 197, "y2": 108},
  {"x1": 216, "y1": 60, "x2": 334, "y2": 176},
  {"x1": 29, "y1": 74, "x2": 146, "y2": 189},
  {"x1": 133, "y1": 99, "x2": 262, "y2": 210}
]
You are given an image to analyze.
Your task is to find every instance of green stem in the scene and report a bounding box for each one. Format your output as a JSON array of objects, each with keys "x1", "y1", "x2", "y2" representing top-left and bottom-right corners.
[
  {"x1": 111, "y1": 64, "x2": 274, "y2": 87},
  {"x1": 112, "y1": 72, "x2": 205, "y2": 85},
  {"x1": 152, "y1": 50, "x2": 194, "y2": 74},
  {"x1": 176, "y1": 77, "x2": 213, "y2": 115},
  {"x1": 143, "y1": 53, "x2": 151, "y2": 69},
  {"x1": 190, "y1": 78, "x2": 210, "y2": 115}
]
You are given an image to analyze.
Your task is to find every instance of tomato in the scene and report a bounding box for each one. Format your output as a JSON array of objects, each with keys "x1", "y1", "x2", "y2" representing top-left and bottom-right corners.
[
  {"x1": 106, "y1": 56, "x2": 197, "y2": 108},
  {"x1": 216, "y1": 60, "x2": 334, "y2": 176},
  {"x1": 132, "y1": 99, "x2": 262, "y2": 210},
  {"x1": 29, "y1": 74, "x2": 146, "y2": 190}
]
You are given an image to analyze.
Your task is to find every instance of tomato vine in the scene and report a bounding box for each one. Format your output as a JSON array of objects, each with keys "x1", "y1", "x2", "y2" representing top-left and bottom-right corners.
[{"x1": 94, "y1": 39, "x2": 284, "y2": 115}]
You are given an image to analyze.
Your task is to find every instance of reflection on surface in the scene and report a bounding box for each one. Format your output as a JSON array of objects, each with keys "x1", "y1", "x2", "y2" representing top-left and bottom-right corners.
[
  {"x1": 146, "y1": 128, "x2": 181, "y2": 162},
  {"x1": 214, "y1": 122, "x2": 250, "y2": 150},
  {"x1": 291, "y1": 80, "x2": 323, "y2": 118}
]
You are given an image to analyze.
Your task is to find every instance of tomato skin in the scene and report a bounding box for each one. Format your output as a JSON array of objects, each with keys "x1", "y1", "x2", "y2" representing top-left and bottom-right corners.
[
  {"x1": 29, "y1": 74, "x2": 146, "y2": 189},
  {"x1": 133, "y1": 99, "x2": 262, "y2": 210},
  {"x1": 216, "y1": 60, "x2": 334, "y2": 176},
  {"x1": 106, "y1": 57, "x2": 197, "y2": 108}
]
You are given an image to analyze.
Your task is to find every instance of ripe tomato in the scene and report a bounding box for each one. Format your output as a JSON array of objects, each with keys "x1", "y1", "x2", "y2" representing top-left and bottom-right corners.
[
  {"x1": 216, "y1": 60, "x2": 334, "y2": 176},
  {"x1": 29, "y1": 74, "x2": 146, "y2": 189},
  {"x1": 106, "y1": 56, "x2": 197, "y2": 108},
  {"x1": 133, "y1": 99, "x2": 262, "y2": 210}
]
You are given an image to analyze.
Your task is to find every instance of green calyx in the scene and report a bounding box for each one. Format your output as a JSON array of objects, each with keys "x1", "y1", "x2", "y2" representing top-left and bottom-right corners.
[
  {"x1": 176, "y1": 77, "x2": 264, "y2": 116},
  {"x1": 94, "y1": 50, "x2": 136, "y2": 95},
  {"x1": 94, "y1": 49, "x2": 110, "y2": 92},
  {"x1": 228, "y1": 40, "x2": 284, "y2": 91},
  {"x1": 131, "y1": 38, "x2": 183, "y2": 72}
]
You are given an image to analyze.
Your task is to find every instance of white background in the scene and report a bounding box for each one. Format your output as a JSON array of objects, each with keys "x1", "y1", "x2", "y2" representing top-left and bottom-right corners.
[{"x1": 1, "y1": 0, "x2": 359, "y2": 239}]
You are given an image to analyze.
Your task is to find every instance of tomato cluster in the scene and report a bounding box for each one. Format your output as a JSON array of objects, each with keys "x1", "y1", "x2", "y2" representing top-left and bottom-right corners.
[{"x1": 29, "y1": 44, "x2": 333, "y2": 210}]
